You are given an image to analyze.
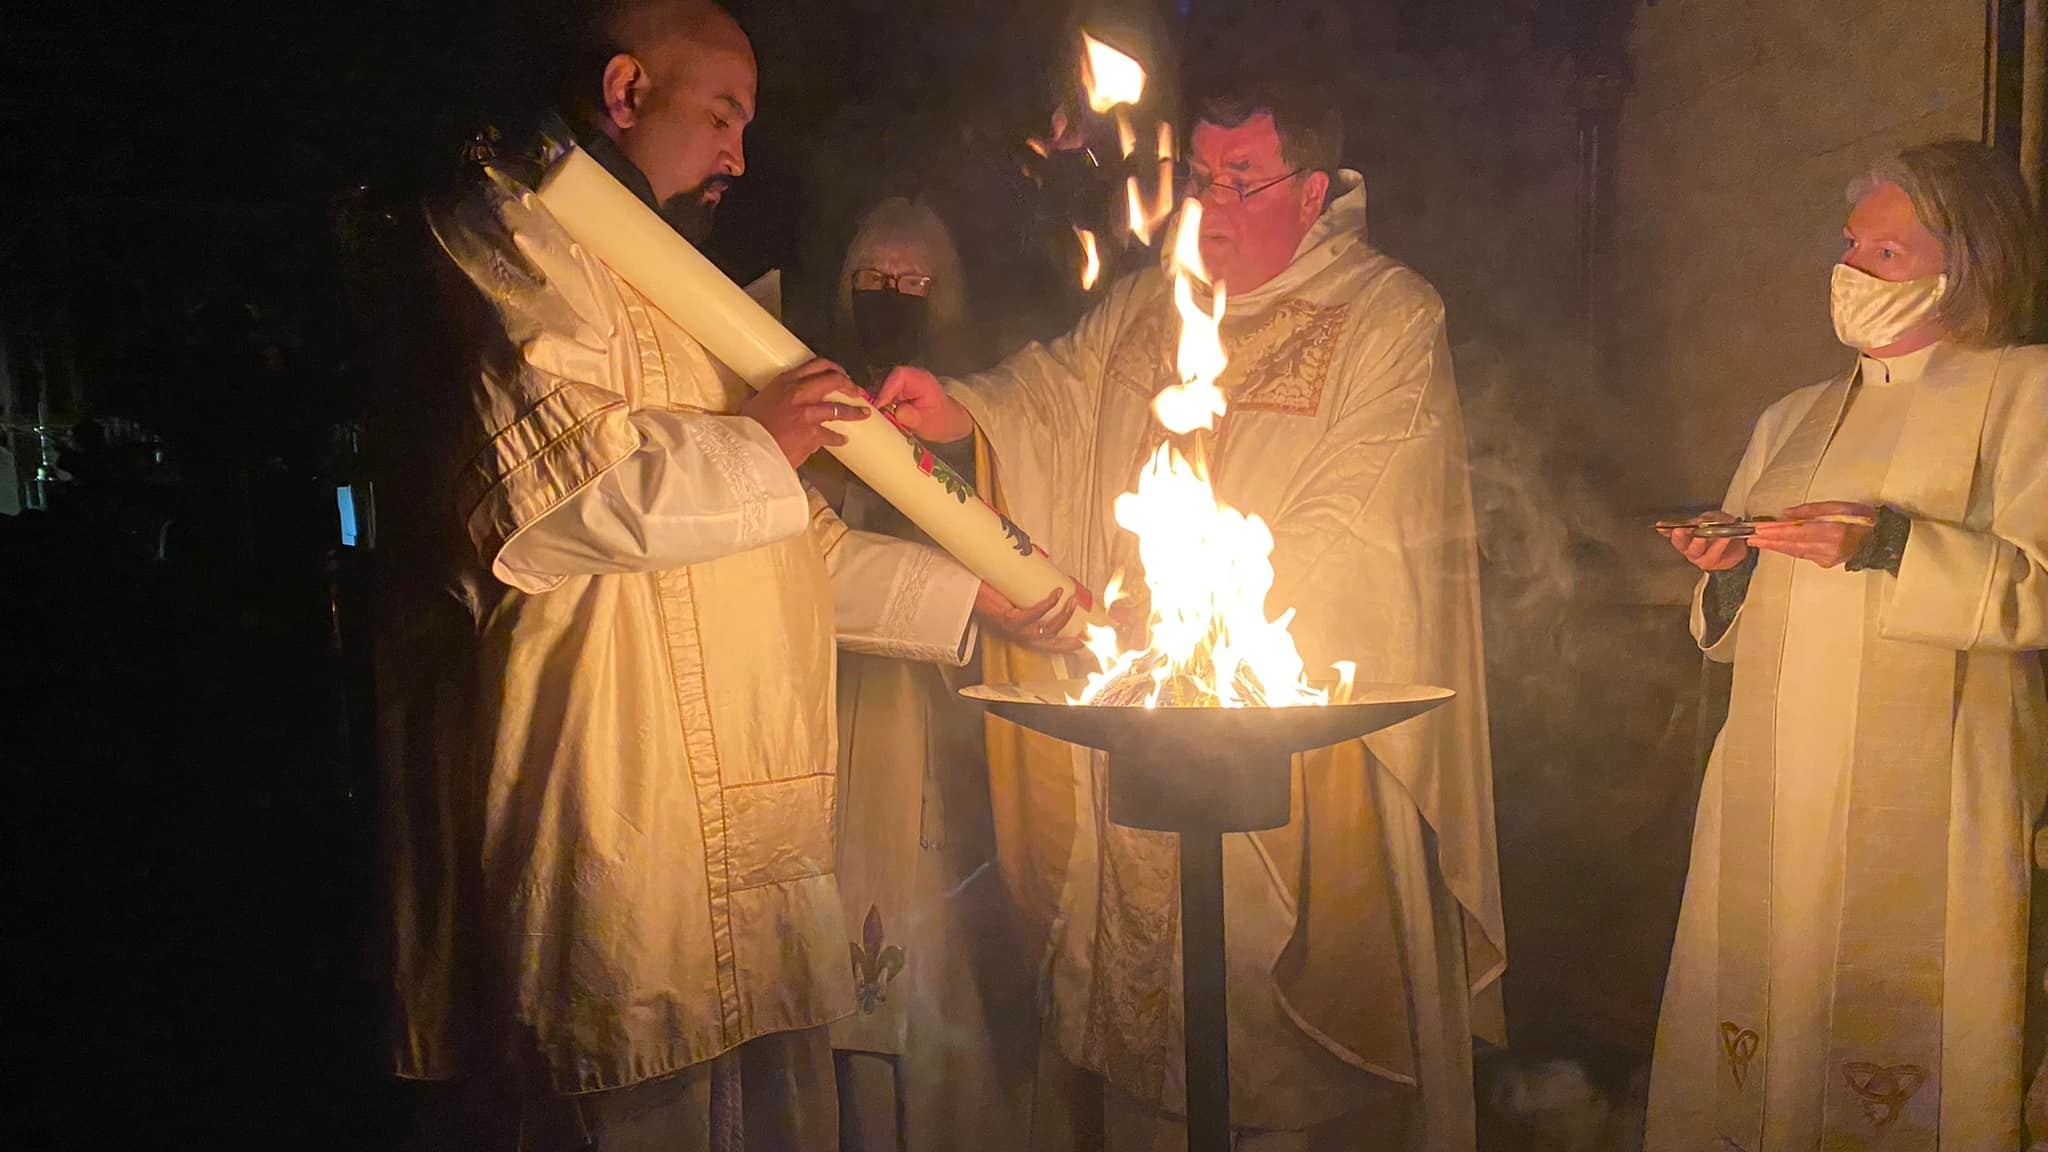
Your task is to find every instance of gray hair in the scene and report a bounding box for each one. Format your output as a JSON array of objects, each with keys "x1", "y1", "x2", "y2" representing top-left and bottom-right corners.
[
  {"x1": 1847, "y1": 139, "x2": 2042, "y2": 346},
  {"x1": 834, "y1": 197, "x2": 972, "y2": 373}
]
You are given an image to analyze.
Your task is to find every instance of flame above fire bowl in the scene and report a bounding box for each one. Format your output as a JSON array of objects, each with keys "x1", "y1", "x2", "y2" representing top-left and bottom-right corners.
[
  {"x1": 961, "y1": 678, "x2": 1453, "y2": 833},
  {"x1": 960, "y1": 677, "x2": 1454, "y2": 1151}
]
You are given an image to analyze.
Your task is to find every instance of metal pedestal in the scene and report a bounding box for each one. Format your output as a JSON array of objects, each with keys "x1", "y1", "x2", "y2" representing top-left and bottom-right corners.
[{"x1": 961, "y1": 679, "x2": 1454, "y2": 1152}]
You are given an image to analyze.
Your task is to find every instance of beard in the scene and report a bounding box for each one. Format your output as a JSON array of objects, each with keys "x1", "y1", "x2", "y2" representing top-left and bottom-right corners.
[{"x1": 658, "y1": 176, "x2": 731, "y2": 244}]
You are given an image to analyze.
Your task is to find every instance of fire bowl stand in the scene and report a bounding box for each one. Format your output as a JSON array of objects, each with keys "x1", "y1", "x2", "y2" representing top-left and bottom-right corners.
[{"x1": 962, "y1": 681, "x2": 1454, "y2": 1152}]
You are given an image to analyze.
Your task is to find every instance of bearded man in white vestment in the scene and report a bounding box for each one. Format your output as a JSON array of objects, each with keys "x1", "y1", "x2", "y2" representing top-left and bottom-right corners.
[
  {"x1": 878, "y1": 73, "x2": 1506, "y2": 1150},
  {"x1": 1652, "y1": 140, "x2": 2048, "y2": 1150},
  {"x1": 372, "y1": 3, "x2": 1069, "y2": 1148}
]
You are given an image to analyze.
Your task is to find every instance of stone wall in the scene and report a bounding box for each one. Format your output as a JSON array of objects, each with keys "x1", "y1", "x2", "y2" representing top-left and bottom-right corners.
[
  {"x1": 1604, "y1": 0, "x2": 1986, "y2": 522},
  {"x1": 1389, "y1": 0, "x2": 1995, "y2": 1074},
  {"x1": 1459, "y1": 0, "x2": 1995, "y2": 1083}
]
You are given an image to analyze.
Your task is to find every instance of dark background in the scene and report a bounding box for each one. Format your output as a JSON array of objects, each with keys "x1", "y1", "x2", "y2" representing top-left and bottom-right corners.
[{"x1": 1, "y1": 0, "x2": 1752, "y2": 1146}]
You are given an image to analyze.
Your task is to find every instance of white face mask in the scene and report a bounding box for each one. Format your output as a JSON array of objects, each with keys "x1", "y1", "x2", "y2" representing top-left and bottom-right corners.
[{"x1": 1830, "y1": 263, "x2": 1945, "y2": 351}]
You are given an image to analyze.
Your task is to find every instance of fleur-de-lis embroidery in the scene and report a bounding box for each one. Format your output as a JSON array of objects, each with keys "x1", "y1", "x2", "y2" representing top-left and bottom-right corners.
[
  {"x1": 1719, "y1": 1022, "x2": 1761, "y2": 1088},
  {"x1": 848, "y1": 904, "x2": 905, "y2": 1014},
  {"x1": 1841, "y1": 1062, "x2": 1926, "y2": 1130}
]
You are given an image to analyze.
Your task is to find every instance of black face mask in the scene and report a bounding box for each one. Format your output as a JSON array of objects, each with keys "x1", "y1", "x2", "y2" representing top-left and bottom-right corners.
[{"x1": 852, "y1": 288, "x2": 930, "y2": 372}]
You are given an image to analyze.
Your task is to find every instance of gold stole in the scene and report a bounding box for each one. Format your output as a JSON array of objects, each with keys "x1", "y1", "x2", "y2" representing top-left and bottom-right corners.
[{"x1": 1716, "y1": 349, "x2": 2003, "y2": 1149}]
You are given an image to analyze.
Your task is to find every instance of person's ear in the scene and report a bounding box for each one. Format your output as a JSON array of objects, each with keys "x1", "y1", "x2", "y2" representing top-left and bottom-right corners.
[
  {"x1": 600, "y1": 53, "x2": 650, "y2": 131},
  {"x1": 1299, "y1": 170, "x2": 1330, "y2": 223}
]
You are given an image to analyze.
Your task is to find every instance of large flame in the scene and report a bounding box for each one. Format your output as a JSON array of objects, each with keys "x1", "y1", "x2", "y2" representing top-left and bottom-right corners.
[
  {"x1": 1077, "y1": 201, "x2": 1339, "y2": 709},
  {"x1": 1080, "y1": 32, "x2": 1145, "y2": 114},
  {"x1": 1153, "y1": 207, "x2": 1227, "y2": 432}
]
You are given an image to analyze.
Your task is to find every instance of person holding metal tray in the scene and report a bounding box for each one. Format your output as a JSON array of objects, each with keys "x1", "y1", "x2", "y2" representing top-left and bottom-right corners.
[{"x1": 1645, "y1": 140, "x2": 2048, "y2": 1149}]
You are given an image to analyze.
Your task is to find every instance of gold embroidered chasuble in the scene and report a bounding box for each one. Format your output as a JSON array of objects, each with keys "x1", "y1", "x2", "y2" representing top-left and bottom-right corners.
[{"x1": 948, "y1": 173, "x2": 1506, "y2": 1139}]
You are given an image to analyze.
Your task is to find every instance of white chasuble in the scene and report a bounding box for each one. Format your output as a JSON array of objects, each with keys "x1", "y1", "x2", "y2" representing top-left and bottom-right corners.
[{"x1": 948, "y1": 172, "x2": 1505, "y2": 1147}]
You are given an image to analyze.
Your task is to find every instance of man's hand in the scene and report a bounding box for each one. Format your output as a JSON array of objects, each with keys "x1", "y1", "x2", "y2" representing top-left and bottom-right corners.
[
  {"x1": 976, "y1": 585, "x2": 1082, "y2": 652},
  {"x1": 873, "y1": 366, "x2": 976, "y2": 444},
  {"x1": 1750, "y1": 501, "x2": 1877, "y2": 568},
  {"x1": 1667, "y1": 512, "x2": 1752, "y2": 572},
  {"x1": 1026, "y1": 103, "x2": 1087, "y2": 158},
  {"x1": 742, "y1": 358, "x2": 868, "y2": 468}
]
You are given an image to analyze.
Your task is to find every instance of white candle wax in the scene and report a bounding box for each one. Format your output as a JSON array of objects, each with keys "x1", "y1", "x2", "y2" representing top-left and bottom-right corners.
[{"x1": 535, "y1": 143, "x2": 1097, "y2": 623}]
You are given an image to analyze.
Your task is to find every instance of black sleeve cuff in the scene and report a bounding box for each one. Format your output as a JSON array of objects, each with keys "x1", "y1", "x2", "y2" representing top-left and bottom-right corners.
[
  {"x1": 1844, "y1": 505, "x2": 1910, "y2": 575},
  {"x1": 929, "y1": 435, "x2": 978, "y2": 485},
  {"x1": 1702, "y1": 550, "x2": 1758, "y2": 645}
]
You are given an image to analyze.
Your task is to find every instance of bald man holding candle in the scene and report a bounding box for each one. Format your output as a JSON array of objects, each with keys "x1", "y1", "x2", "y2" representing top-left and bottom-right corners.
[{"x1": 374, "y1": 2, "x2": 1071, "y2": 1148}]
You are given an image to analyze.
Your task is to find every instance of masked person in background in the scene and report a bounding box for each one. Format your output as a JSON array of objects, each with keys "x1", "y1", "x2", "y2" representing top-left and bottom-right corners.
[
  {"x1": 1652, "y1": 140, "x2": 2048, "y2": 1149},
  {"x1": 824, "y1": 197, "x2": 1043, "y2": 1152},
  {"x1": 839, "y1": 198, "x2": 976, "y2": 387},
  {"x1": 803, "y1": 198, "x2": 978, "y2": 514}
]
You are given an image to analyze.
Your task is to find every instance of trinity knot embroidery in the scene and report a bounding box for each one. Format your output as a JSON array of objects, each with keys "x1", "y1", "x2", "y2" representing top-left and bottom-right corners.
[
  {"x1": 1104, "y1": 296, "x2": 1351, "y2": 418},
  {"x1": 1719, "y1": 1021, "x2": 1761, "y2": 1088},
  {"x1": 849, "y1": 904, "x2": 904, "y2": 1014},
  {"x1": 1841, "y1": 1061, "x2": 1926, "y2": 1131}
]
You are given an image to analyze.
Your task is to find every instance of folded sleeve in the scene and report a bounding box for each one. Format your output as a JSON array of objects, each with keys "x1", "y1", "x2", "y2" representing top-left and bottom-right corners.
[
  {"x1": 1883, "y1": 509, "x2": 2048, "y2": 652},
  {"x1": 429, "y1": 173, "x2": 805, "y2": 595},
  {"x1": 1688, "y1": 392, "x2": 1792, "y2": 660},
  {"x1": 945, "y1": 272, "x2": 1150, "y2": 532},
  {"x1": 1694, "y1": 555, "x2": 1757, "y2": 656},
  {"x1": 494, "y1": 409, "x2": 808, "y2": 591},
  {"x1": 1880, "y1": 357, "x2": 2048, "y2": 651},
  {"x1": 809, "y1": 489, "x2": 980, "y2": 664}
]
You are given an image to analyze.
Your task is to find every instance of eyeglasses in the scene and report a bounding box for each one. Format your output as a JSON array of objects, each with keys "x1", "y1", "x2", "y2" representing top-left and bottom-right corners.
[
  {"x1": 1182, "y1": 166, "x2": 1306, "y2": 206},
  {"x1": 851, "y1": 269, "x2": 933, "y2": 297}
]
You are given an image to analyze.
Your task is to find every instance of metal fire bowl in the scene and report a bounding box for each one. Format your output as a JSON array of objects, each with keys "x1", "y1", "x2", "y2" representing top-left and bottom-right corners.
[{"x1": 961, "y1": 679, "x2": 1454, "y2": 834}]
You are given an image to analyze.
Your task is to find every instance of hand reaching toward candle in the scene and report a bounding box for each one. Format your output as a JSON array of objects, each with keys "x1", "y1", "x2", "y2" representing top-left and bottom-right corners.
[
  {"x1": 873, "y1": 366, "x2": 977, "y2": 444},
  {"x1": 1026, "y1": 102, "x2": 1087, "y2": 158},
  {"x1": 742, "y1": 358, "x2": 869, "y2": 468},
  {"x1": 1749, "y1": 501, "x2": 1878, "y2": 568},
  {"x1": 976, "y1": 584, "x2": 1083, "y2": 652}
]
